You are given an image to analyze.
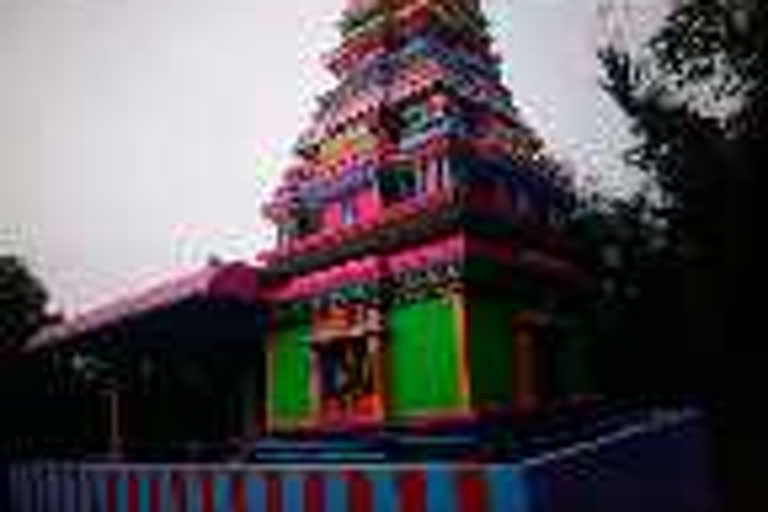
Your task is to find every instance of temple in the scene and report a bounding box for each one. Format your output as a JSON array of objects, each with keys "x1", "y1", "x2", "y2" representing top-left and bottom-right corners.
[
  {"x1": 257, "y1": 0, "x2": 589, "y2": 433},
  {"x1": 1, "y1": 4, "x2": 717, "y2": 509},
  {"x1": 4, "y1": 0, "x2": 594, "y2": 459}
]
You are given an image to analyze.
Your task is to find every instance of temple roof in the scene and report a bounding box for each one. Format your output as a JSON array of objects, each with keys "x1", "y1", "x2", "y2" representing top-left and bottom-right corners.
[{"x1": 26, "y1": 262, "x2": 262, "y2": 352}]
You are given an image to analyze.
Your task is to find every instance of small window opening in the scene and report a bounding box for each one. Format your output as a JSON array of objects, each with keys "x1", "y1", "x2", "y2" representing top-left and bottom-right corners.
[
  {"x1": 295, "y1": 207, "x2": 320, "y2": 237},
  {"x1": 379, "y1": 164, "x2": 417, "y2": 206}
]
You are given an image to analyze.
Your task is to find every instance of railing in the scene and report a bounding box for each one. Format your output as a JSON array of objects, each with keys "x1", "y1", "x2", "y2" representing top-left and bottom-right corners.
[{"x1": 4, "y1": 409, "x2": 714, "y2": 512}]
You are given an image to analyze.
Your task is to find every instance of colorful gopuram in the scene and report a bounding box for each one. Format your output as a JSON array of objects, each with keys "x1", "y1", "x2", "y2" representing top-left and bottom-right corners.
[{"x1": 257, "y1": 0, "x2": 589, "y2": 434}]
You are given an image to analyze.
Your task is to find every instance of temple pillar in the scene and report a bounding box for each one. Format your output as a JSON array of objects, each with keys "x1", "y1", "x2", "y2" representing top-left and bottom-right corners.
[
  {"x1": 308, "y1": 335, "x2": 323, "y2": 427},
  {"x1": 240, "y1": 367, "x2": 262, "y2": 442},
  {"x1": 103, "y1": 386, "x2": 122, "y2": 460},
  {"x1": 439, "y1": 155, "x2": 452, "y2": 190},
  {"x1": 512, "y1": 311, "x2": 550, "y2": 414},
  {"x1": 365, "y1": 307, "x2": 386, "y2": 422},
  {"x1": 426, "y1": 158, "x2": 441, "y2": 194}
]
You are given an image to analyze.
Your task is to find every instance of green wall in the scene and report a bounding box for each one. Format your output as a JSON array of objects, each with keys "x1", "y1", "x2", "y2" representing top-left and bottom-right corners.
[
  {"x1": 388, "y1": 296, "x2": 462, "y2": 417},
  {"x1": 467, "y1": 296, "x2": 515, "y2": 409},
  {"x1": 269, "y1": 323, "x2": 312, "y2": 427}
]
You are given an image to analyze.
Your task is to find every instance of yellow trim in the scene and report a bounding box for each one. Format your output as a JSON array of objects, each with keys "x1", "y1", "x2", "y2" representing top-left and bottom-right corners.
[
  {"x1": 452, "y1": 291, "x2": 472, "y2": 412},
  {"x1": 388, "y1": 405, "x2": 476, "y2": 426}
]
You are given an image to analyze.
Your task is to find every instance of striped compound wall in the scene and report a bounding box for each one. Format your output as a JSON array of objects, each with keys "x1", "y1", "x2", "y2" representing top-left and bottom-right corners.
[
  {"x1": 5, "y1": 409, "x2": 715, "y2": 512},
  {"x1": 7, "y1": 464, "x2": 529, "y2": 512}
]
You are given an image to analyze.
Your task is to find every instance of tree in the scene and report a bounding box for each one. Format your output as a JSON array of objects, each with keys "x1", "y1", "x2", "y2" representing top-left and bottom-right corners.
[
  {"x1": 0, "y1": 255, "x2": 48, "y2": 353},
  {"x1": 599, "y1": 1, "x2": 766, "y2": 509},
  {"x1": 565, "y1": 186, "x2": 688, "y2": 405}
]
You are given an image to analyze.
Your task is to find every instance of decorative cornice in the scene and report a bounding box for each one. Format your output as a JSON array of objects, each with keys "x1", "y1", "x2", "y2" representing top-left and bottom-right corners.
[
  {"x1": 302, "y1": 61, "x2": 513, "y2": 148},
  {"x1": 261, "y1": 201, "x2": 582, "y2": 296},
  {"x1": 269, "y1": 259, "x2": 464, "y2": 325},
  {"x1": 259, "y1": 190, "x2": 458, "y2": 275},
  {"x1": 315, "y1": 35, "x2": 498, "y2": 132},
  {"x1": 267, "y1": 124, "x2": 549, "y2": 218},
  {"x1": 267, "y1": 243, "x2": 587, "y2": 328}
]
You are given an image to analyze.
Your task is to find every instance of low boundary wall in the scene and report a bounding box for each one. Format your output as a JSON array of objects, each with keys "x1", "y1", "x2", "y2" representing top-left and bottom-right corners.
[{"x1": 5, "y1": 409, "x2": 714, "y2": 511}]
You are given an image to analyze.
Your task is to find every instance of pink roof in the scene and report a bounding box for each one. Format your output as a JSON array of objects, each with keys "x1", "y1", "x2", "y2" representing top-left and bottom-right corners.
[{"x1": 26, "y1": 262, "x2": 262, "y2": 352}]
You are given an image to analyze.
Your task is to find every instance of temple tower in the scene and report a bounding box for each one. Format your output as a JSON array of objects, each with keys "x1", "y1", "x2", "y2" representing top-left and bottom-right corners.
[{"x1": 259, "y1": 0, "x2": 589, "y2": 432}]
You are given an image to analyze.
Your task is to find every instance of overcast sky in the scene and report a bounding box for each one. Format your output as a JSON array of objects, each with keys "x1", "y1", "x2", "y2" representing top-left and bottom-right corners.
[{"x1": 0, "y1": 0, "x2": 664, "y2": 312}]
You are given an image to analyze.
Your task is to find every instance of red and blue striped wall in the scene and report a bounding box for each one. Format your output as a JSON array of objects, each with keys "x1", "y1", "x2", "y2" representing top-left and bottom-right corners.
[
  {"x1": 5, "y1": 409, "x2": 715, "y2": 512},
  {"x1": 7, "y1": 464, "x2": 529, "y2": 512}
]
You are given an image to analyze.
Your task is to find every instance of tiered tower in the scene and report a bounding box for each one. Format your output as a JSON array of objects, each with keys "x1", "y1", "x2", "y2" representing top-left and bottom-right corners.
[{"x1": 259, "y1": 0, "x2": 589, "y2": 433}]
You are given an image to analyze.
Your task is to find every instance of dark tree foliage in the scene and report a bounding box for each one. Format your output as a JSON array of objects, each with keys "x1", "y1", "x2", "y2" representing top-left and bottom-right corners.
[
  {"x1": 0, "y1": 255, "x2": 48, "y2": 353},
  {"x1": 599, "y1": 1, "x2": 766, "y2": 509},
  {"x1": 567, "y1": 193, "x2": 686, "y2": 402}
]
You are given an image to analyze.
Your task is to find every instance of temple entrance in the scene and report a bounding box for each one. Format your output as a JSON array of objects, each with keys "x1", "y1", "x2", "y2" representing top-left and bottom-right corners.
[
  {"x1": 311, "y1": 304, "x2": 384, "y2": 427},
  {"x1": 317, "y1": 337, "x2": 375, "y2": 418}
]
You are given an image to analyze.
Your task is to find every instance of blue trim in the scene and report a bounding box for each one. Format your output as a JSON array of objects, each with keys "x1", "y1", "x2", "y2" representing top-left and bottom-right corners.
[
  {"x1": 282, "y1": 472, "x2": 304, "y2": 512},
  {"x1": 426, "y1": 467, "x2": 456, "y2": 512},
  {"x1": 214, "y1": 473, "x2": 231, "y2": 512},
  {"x1": 93, "y1": 471, "x2": 108, "y2": 512},
  {"x1": 370, "y1": 470, "x2": 398, "y2": 512},
  {"x1": 186, "y1": 472, "x2": 202, "y2": 512},
  {"x1": 399, "y1": 118, "x2": 463, "y2": 152},
  {"x1": 137, "y1": 472, "x2": 151, "y2": 512},
  {"x1": 325, "y1": 471, "x2": 348, "y2": 511},
  {"x1": 245, "y1": 472, "x2": 266, "y2": 512},
  {"x1": 298, "y1": 164, "x2": 377, "y2": 204},
  {"x1": 159, "y1": 471, "x2": 173, "y2": 512},
  {"x1": 116, "y1": 471, "x2": 128, "y2": 512},
  {"x1": 488, "y1": 467, "x2": 530, "y2": 512}
]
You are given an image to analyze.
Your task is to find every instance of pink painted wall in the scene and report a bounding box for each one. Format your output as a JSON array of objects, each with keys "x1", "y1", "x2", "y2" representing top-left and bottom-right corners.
[
  {"x1": 321, "y1": 187, "x2": 379, "y2": 231},
  {"x1": 323, "y1": 202, "x2": 342, "y2": 230},
  {"x1": 355, "y1": 188, "x2": 380, "y2": 223}
]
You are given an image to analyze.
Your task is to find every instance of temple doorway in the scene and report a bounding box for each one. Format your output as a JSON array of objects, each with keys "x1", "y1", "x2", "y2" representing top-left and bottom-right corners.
[{"x1": 311, "y1": 303, "x2": 384, "y2": 427}]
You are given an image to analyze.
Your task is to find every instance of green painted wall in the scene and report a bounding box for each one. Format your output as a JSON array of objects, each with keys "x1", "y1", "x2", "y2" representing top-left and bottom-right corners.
[
  {"x1": 388, "y1": 296, "x2": 462, "y2": 417},
  {"x1": 467, "y1": 296, "x2": 515, "y2": 409},
  {"x1": 269, "y1": 323, "x2": 312, "y2": 427}
]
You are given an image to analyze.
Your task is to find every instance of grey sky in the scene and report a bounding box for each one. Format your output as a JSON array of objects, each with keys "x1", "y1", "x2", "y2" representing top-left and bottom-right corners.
[{"x1": 0, "y1": 0, "x2": 663, "y2": 312}]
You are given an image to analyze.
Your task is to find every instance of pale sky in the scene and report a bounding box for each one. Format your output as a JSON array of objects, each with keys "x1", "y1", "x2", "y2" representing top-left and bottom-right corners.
[{"x1": 0, "y1": 0, "x2": 664, "y2": 313}]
